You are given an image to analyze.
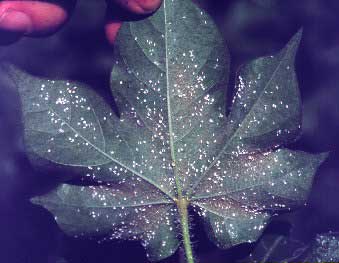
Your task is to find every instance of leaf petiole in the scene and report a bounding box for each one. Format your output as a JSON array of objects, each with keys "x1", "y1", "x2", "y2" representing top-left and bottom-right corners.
[{"x1": 177, "y1": 197, "x2": 194, "y2": 263}]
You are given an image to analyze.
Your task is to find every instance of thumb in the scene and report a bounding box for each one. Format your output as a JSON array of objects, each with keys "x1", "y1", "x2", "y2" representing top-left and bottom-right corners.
[{"x1": 0, "y1": 0, "x2": 75, "y2": 44}]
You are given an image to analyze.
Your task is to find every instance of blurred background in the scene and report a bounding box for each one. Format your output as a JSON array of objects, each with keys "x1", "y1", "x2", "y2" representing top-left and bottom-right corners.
[{"x1": 1, "y1": 0, "x2": 339, "y2": 262}]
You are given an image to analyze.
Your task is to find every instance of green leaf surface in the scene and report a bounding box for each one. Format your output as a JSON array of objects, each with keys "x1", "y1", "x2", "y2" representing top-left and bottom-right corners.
[
  {"x1": 2, "y1": 0, "x2": 327, "y2": 261},
  {"x1": 191, "y1": 149, "x2": 326, "y2": 248},
  {"x1": 111, "y1": 0, "x2": 229, "y2": 193},
  {"x1": 35, "y1": 184, "x2": 179, "y2": 260},
  {"x1": 224, "y1": 31, "x2": 302, "y2": 154}
]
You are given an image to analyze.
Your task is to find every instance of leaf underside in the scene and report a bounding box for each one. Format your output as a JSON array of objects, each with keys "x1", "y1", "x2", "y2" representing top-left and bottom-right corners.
[{"x1": 2, "y1": 0, "x2": 327, "y2": 261}]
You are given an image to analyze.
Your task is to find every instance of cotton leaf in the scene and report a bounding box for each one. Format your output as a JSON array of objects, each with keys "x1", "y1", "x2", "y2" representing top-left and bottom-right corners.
[{"x1": 2, "y1": 0, "x2": 327, "y2": 261}]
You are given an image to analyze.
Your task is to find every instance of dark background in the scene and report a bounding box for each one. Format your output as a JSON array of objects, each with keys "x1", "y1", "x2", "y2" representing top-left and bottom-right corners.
[{"x1": 1, "y1": 0, "x2": 339, "y2": 262}]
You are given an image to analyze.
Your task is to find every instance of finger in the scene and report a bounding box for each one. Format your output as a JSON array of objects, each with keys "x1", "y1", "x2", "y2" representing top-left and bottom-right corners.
[
  {"x1": 111, "y1": 0, "x2": 162, "y2": 15},
  {"x1": 0, "y1": 0, "x2": 75, "y2": 44},
  {"x1": 105, "y1": 0, "x2": 162, "y2": 44},
  {"x1": 105, "y1": 20, "x2": 122, "y2": 45}
]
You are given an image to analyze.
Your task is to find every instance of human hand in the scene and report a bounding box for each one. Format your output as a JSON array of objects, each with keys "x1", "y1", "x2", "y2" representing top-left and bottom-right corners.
[{"x1": 0, "y1": 0, "x2": 162, "y2": 44}]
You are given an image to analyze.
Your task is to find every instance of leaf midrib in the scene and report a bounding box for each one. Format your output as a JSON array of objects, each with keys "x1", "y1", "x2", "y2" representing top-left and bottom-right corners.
[{"x1": 163, "y1": 0, "x2": 183, "y2": 198}]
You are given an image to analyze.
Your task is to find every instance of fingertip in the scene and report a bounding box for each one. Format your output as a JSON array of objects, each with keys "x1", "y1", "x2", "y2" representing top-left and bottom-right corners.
[
  {"x1": 108, "y1": 0, "x2": 163, "y2": 16},
  {"x1": 0, "y1": 9, "x2": 33, "y2": 34},
  {"x1": 105, "y1": 21, "x2": 122, "y2": 45},
  {"x1": 0, "y1": 1, "x2": 72, "y2": 37},
  {"x1": 123, "y1": 0, "x2": 163, "y2": 15}
]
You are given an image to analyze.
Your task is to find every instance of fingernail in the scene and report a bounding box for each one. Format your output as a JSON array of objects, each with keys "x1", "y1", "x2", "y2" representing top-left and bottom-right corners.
[{"x1": 0, "y1": 9, "x2": 33, "y2": 34}]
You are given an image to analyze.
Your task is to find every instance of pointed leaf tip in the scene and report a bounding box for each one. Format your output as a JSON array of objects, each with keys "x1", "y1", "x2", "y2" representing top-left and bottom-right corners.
[
  {"x1": 294, "y1": 28, "x2": 303, "y2": 42},
  {"x1": 30, "y1": 196, "x2": 39, "y2": 205},
  {"x1": 285, "y1": 28, "x2": 303, "y2": 59}
]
